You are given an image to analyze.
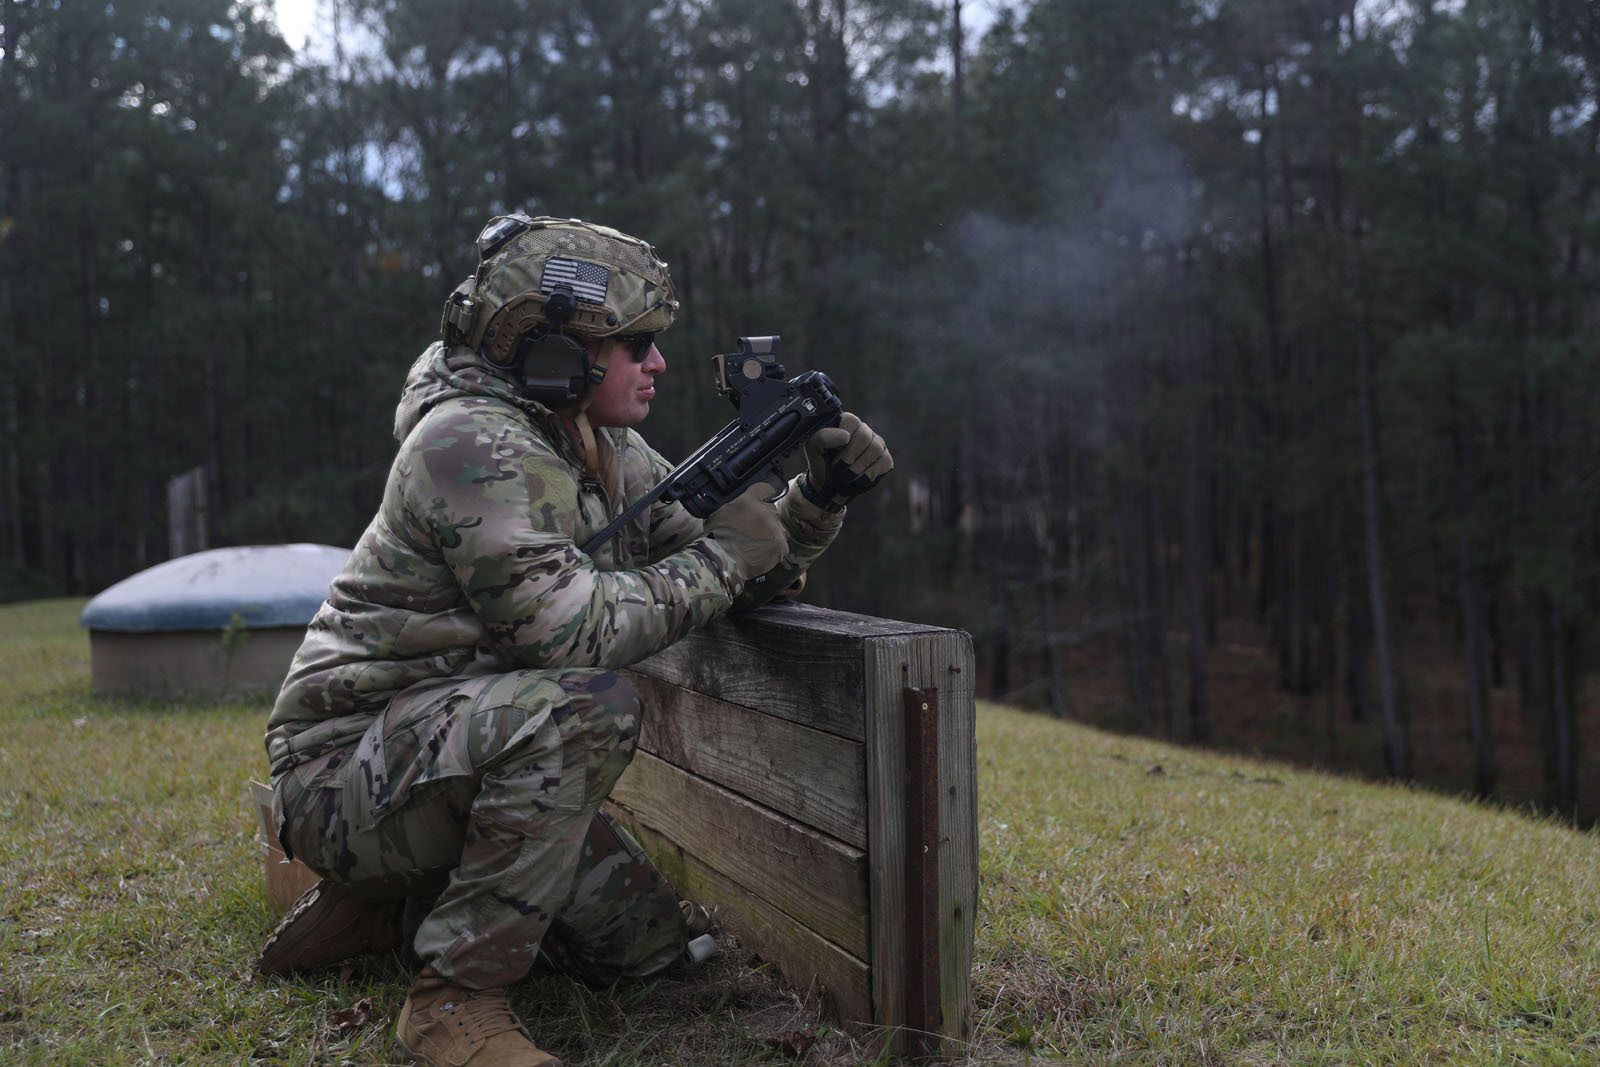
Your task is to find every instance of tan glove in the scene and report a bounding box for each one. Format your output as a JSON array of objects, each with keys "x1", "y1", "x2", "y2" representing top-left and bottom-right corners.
[
  {"x1": 703, "y1": 482, "x2": 786, "y2": 579},
  {"x1": 802, "y1": 411, "x2": 894, "y2": 509}
]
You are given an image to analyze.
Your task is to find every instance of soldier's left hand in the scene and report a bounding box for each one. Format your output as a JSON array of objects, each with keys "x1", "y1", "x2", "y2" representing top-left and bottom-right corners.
[{"x1": 803, "y1": 411, "x2": 893, "y2": 509}]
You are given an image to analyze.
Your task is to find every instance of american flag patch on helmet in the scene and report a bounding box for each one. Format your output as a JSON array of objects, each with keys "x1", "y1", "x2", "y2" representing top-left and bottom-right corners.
[{"x1": 541, "y1": 257, "x2": 610, "y2": 304}]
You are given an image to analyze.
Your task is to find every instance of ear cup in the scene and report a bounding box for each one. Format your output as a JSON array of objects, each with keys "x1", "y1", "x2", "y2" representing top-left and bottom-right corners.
[{"x1": 514, "y1": 330, "x2": 590, "y2": 407}]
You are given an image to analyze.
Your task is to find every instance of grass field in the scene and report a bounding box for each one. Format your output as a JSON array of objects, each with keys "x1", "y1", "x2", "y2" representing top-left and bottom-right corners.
[{"x1": 3, "y1": 597, "x2": 1599, "y2": 1065}]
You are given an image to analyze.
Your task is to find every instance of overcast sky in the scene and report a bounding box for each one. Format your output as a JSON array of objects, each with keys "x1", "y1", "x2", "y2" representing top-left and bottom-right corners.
[{"x1": 270, "y1": 0, "x2": 319, "y2": 53}]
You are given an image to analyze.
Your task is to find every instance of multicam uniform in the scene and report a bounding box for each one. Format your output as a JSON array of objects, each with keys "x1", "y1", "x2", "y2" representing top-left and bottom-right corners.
[{"x1": 264, "y1": 342, "x2": 842, "y2": 989}]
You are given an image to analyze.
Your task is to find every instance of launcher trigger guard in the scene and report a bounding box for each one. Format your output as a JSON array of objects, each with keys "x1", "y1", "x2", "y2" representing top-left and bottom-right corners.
[{"x1": 761, "y1": 472, "x2": 789, "y2": 503}]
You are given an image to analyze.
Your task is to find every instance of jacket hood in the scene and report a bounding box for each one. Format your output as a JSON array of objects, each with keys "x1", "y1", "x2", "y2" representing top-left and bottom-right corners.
[{"x1": 393, "y1": 342, "x2": 557, "y2": 442}]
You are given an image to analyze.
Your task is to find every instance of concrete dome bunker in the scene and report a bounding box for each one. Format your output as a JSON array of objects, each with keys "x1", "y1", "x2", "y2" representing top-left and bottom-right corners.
[{"x1": 79, "y1": 544, "x2": 349, "y2": 699}]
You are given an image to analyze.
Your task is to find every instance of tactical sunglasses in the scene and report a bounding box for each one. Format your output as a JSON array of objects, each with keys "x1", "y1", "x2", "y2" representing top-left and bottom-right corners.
[{"x1": 616, "y1": 332, "x2": 657, "y2": 361}]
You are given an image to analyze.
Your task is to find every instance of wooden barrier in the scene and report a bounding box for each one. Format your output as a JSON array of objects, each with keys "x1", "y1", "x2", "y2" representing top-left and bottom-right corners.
[
  {"x1": 249, "y1": 601, "x2": 977, "y2": 1058},
  {"x1": 248, "y1": 779, "x2": 322, "y2": 910},
  {"x1": 611, "y1": 601, "x2": 977, "y2": 1059}
]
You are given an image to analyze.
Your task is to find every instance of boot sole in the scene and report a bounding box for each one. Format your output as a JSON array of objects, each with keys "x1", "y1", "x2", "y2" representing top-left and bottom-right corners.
[
  {"x1": 393, "y1": 1032, "x2": 429, "y2": 1065},
  {"x1": 255, "y1": 882, "x2": 402, "y2": 975},
  {"x1": 255, "y1": 882, "x2": 334, "y2": 975}
]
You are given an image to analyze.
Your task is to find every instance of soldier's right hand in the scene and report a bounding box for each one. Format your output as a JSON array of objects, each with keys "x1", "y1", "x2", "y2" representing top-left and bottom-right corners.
[{"x1": 703, "y1": 482, "x2": 786, "y2": 579}]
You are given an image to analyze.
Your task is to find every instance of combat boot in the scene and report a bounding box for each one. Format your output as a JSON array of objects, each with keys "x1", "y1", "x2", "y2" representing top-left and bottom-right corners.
[
  {"x1": 396, "y1": 967, "x2": 561, "y2": 1067},
  {"x1": 254, "y1": 879, "x2": 405, "y2": 975}
]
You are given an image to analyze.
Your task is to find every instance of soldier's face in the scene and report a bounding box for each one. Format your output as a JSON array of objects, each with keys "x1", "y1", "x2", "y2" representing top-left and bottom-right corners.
[{"x1": 585, "y1": 338, "x2": 666, "y2": 427}]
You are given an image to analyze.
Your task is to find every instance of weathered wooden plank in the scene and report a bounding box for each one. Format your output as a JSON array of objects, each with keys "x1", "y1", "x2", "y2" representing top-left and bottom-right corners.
[
  {"x1": 864, "y1": 630, "x2": 977, "y2": 1057},
  {"x1": 611, "y1": 750, "x2": 870, "y2": 959},
  {"x1": 248, "y1": 779, "x2": 321, "y2": 912},
  {"x1": 608, "y1": 808, "x2": 873, "y2": 1027},
  {"x1": 902, "y1": 686, "x2": 942, "y2": 1058},
  {"x1": 629, "y1": 602, "x2": 946, "y2": 743},
  {"x1": 740, "y1": 600, "x2": 952, "y2": 638},
  {"x1": 630, "y1": 619, "x2": 868, "y2": 742},
  {"x1": 864, "y1": 637, "x2": 909, "y2": 1046},
  {"x1": 625, "y1": 670, "x2": 868, "y2": 849},
  {"x1": 936, "y1": 631, "x2": 979, "y2": 1054}
]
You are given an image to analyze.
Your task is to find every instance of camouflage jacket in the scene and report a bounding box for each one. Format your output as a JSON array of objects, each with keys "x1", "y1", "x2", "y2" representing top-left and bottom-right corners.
[{"x1": 265, "y1": 343, "x2": 843, "y2": 766}]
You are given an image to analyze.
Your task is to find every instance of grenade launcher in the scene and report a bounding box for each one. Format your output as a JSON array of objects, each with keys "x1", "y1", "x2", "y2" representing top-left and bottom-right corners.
[{"x1": 579, "y1": 335, "x2": 843, "y2": 557}]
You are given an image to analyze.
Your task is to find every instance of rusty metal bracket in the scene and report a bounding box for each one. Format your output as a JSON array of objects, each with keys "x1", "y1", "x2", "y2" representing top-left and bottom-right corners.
[{"x1": 903, "y1": 685, "x2": 942, "y2": 1058}]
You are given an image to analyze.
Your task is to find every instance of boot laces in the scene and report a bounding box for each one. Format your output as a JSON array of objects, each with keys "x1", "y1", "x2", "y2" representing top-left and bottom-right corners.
[{"x1": 439, "y1": 989, "x2": 527, "y2": 1044}]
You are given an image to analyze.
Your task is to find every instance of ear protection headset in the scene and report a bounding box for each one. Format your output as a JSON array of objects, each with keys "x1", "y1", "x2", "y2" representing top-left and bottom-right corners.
[
  {"x1": 477, "y1": 284, "x2": 619, "y2": 490},
  {"x1": 486, "y1": 287, "x2": 601, "y2": 409}
]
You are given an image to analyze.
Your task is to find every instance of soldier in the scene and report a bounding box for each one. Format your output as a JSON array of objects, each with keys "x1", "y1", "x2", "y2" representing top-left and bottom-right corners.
[{"x1": 256, "y1": 214, "x2": 891, "y2": 1067}]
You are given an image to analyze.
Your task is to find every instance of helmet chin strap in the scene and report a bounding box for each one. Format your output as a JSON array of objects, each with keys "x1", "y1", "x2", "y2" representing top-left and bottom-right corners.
[{"x1": 570, "y1": 341, "x2": 615, "y2": 484}]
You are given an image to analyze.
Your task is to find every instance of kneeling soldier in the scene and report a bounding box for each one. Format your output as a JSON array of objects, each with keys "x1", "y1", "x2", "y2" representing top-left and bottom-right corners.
[{"x1": 258, "y1": 214, "x2": 891, "y2": 1066}]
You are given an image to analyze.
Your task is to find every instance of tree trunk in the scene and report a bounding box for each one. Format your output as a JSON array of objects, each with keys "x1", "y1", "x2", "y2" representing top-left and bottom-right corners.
[
  {"x1": 1548, "y1": 600, "x2": 1575, "y2": 814},
  {"x1": 1345, "y1": 563, "x2": 1371, "y2": 724},
  {"x1": 1449, "y1": 365, "x2": 1495, "y2": 798},
  {"x1": 1031, "y1": 447, "x2": 1067, "y2": 717},
  {"x1": 1320, "y1": 517, "x2": 1341, "y2": 760},
  {"x1": 987, "y1": 561, "x2": 1011, "y2": 700},
  {"x1": 1293, "y1": 516, "x2": 1315, "y2": 694},
  {"x1": 1458, "y1": 533, "x2": 1495, "y2": 798},
  {"x1": 984, "y1": 478, "x2": 1013, "y2": 700},
  {"x1": 199, "y1": 196, "x2": 223, "y2": 551},
  {"x1": 76, "y1": 98, "x2": 103, "y2": 592},
  {"x1": 0, "y1": 0, "x2": 26, "y2": 571},
  {"x1": 1036, "y1": 577, "x2": 1067, "y2": 717},
  {"x1": 1183, "y1": 372, "x2": 1210, "y2": 741},
  {"x1": 950, "y1": 0, "x2": 964, "y2": 154},
  {"x1": 1119, "y1": 486, "x2": 1153, "y2": 730},
  {"x1": 2, "y1": 381, "x2": 18, "y2": 571},
  {"x1": 1352, "y1": 225, "x2": 1410, "y2": 779},
  {"x1": 1146, "y1": 479, "x2": 1177, "y2": 740}
]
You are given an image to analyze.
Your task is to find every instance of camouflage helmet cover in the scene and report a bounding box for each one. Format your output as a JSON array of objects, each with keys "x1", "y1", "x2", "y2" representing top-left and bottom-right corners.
[{"x1": 440, "y1": 215, "x2": 678, "y2": 365}]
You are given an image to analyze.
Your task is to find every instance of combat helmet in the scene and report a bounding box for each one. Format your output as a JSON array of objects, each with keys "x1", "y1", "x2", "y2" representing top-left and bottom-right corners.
[{"x1": 440, "y1": 213, "x2": 678, "y2": 408}]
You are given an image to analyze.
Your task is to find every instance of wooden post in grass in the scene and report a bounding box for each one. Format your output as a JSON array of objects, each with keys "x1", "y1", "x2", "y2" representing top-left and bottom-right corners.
[
  {"x1": 248, "y1": 780, "x2": 321, "y2": 909},
  {"x1": 609, "y1": 601, "x2": 977, "y2": 1059},
  {"x1": 249, "y1": 601, "x2": 977, "y2": 1058}
]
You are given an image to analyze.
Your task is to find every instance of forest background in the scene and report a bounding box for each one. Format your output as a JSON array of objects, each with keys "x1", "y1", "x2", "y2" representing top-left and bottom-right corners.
[{"x1": 2, "y1": 0, "x2": 1597, "y2": 818}]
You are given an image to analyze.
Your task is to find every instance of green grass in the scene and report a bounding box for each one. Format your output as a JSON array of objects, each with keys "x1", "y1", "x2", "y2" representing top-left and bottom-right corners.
[
  {"x1": 3, "y1": 598, "x2": 1599, "y2": 1064},
  {"x1": 974, "y1": 705, "x2": 1600, "y2": 1065}
]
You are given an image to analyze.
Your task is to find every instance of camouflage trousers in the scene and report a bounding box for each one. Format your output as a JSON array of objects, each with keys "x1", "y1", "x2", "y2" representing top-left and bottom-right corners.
[{"x1": 272, "y1": 667, "x2": 689, "y2": 989}]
